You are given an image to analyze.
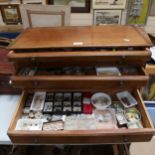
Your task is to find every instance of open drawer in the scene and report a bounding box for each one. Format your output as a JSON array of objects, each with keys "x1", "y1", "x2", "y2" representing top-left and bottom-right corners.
[
  {"x1": 11, "y1": 67, "x2": 148, "y2": 90},
  {"x1": 8, "y1": 89, "x2": 154, "y2": 144}
]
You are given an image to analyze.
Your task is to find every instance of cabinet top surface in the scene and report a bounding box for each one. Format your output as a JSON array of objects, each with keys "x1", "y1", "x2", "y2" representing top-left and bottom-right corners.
[{"x1": 9, "y1": 25, "x2": 152, "y2": 50}]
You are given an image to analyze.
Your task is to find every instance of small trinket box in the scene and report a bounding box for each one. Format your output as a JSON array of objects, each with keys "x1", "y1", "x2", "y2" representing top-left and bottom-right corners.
[
  {"x1": 73, "y1": 92, "x2": 82, "y2": 102},
  {"x1": 23, "y1": 107, "x2": 30, "y2": 114},
  {"x1": 46, "y1": 92, "x2": 54, "y2": 101},
  {"x1": 63, "y1": 106, "x2": 72, "y2": 113},
  {"x1": 96, "y1": 67, "x2": 121, "y2": 76},
  {"x1": 111, "y1": 101, "x2": 124, "y2": 113},
  {"x1": 30, "y1": 92, "x2": 46, "y2": 112},
  {"x1": 28, "y1": 68, "x2": 37, "y2": 76},
  {"x1": 116, "y1": 112, "x2": 127, "y2": 126},
  {"x1": 29, "y1": 111, "x2": 35, "y2": 119},
  {"x1": 127, "y1": 121, "x2": 143, "y2": 129},
  {"x1": 83, "y1": 92, "x2": 92, "y2": 104},
  {"x1": 73, "y1": 106, "x2": 82, "y2": 113},
  {"x1": 43, "y1": 121, "x2": 64, "y2": 131},
  {"x1": 25, "y1": 93, "x2": 34, "y2": 107},
  {"x1": 54, "y1": 101, "x2": 62, "y2": 106},
  {"x1": 55, "y1": 93, "x2": 63, "y2": 102},
  {"x1": 83, "y1": 92, "x2": 92, "y2": 98},
  {"x1": 53, "y1": 106, "x2": 62, "y2": 114},
  {"x1": 15, "y1": 119, "x2": 44, "y2": 131},
  {"x1": 83, "y1": 104, "x2": 93, "y2": 114},
  {"x1": 73, "y1": 101, "x2": 81, "y2": 107},
  {"x1": 63, "y1": 93, "x2": 72, "y2": 101},
  {"x1": 34, "y1": 112, "x2": 43, "y2": 119},
  {"x1": 116, "y1": 91, "x2": 137, "y2": 108},
  {"x1": 43, "y1": 102, "x2": 53, "y2": 113},
  {"x1": 63, "y1": 101, "x2": 72, "y2": 106},
  {"x1": 125, "y1": 107, "x2": 141, "y2": 122}
]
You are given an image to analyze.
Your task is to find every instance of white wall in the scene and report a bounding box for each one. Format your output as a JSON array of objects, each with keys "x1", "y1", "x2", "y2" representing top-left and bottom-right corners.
[
  {"x1": 0, "y1": 1, "x2": 155, "y2": 35},
  {"x1": 145, "y1": 16, "x2": 155, "y2": 34},
  {"x1": 70, "y1": 9, "x2": 127, "y2": 26},
  {"x1": 71, "y1": 13, "x2": 93, "y2": 26}
]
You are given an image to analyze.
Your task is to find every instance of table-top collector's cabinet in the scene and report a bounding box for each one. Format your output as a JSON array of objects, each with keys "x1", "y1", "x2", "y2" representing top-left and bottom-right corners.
[{"x1": 7, "y1": 25, "x2": 155, "y2": 145}]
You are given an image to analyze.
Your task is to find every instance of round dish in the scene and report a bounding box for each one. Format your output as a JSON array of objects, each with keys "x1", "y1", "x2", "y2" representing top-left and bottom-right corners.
[{"x1": 91, "y1": 93, "x2": 111, "y2": 110}]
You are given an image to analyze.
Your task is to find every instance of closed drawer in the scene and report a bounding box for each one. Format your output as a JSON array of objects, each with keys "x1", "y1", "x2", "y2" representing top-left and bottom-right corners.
[
  {"x1": 8, "y1": 50, "x2": 151, "y2": 67},
  {"x1": 11, "y1": 67, "x2": 148, "y2": 91},
  {"x1": 7, "y1": 89, "x2": 154, "y2": 144}
]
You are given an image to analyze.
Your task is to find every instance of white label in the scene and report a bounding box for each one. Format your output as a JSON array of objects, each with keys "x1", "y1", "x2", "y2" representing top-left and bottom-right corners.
[
  {"x1": 73, "y1": 42, "x2": 83, "y2": 46},
  {"x1": 124, "y1": 38, "x2": 130, "y2": 42}
]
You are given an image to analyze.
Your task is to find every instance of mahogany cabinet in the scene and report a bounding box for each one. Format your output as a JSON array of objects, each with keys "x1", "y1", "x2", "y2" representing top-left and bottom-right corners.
[{"x1": 7, "y1": 25, "x2": 155, "y2": 144}]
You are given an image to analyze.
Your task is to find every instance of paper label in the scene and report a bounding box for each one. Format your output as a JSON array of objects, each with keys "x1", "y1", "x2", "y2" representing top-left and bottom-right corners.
[{"x1": 73, "y1": 42, "x2": 83, "y2": 46}]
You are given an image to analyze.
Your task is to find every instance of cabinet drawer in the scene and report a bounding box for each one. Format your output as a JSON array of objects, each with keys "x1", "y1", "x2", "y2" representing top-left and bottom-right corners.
[
  {"x1": 8, "y1": 50, "x2": 151, "y2": 67},
  {"x1": 8, "y1": 90, "x2": 154, "y2": 144},
  {"x1": 11, "y1": 67, "x2": 148, "y2": 91}
]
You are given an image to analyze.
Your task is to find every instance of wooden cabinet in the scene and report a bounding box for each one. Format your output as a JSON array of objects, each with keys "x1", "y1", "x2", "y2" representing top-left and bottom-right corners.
[{"x1": 7, "y1": 25, "x2": 155, "y2": 144}]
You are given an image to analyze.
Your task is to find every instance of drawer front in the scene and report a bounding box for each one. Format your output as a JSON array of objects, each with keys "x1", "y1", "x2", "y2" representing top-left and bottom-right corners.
[
  {"x1": 11, "y1": 77, "x2": 148, "y2": 91},
  {"x1": 9, "y1": 131, "x2": 153, "y2": 145},
  {"x1": 8, "y1": 50, "x2": 151, "y2": 67},
  {"x1": 8, "y1": 90, "x2": 154, "y2": 144}
]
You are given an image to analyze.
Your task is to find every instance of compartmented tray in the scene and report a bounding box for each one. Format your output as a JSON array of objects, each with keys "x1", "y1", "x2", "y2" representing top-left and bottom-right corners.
[{"x1": 7, "y1": 89, "x2": 154, "y2": 144}]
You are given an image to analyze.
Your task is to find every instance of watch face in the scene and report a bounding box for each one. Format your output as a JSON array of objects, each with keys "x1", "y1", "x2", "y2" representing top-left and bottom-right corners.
[
  {"x1": 46, "y1": 93, "x2": 54, "y2": 101},
  {"x1": 23, "y1": 107, "x2": 30, "y2": 114},
  {"x1": 73, "y1": 106, "x2": 82, "y2": 112},
  {"x1": 43, "y1": 102, "x2": 53, "y2": 112},
  {"x1": 63, "y1": 93, "x2": 72, "y2": 101},
  {"x1": 55, "y1": 93, "x2": 63, "y2": 102},
  {"x1": 64, "y1": 101, "x2": 72, "y2": 106},
  {"x1": 53, "y1": 107, "x2": 62, "y2": 113},
  {"x1": 63, "y1": 107, "x2": 72, "y2": 112},
  {"x1": 73, "y1": 93, "x2": 82, "y2": 101},
  {"x1": 73, "y1": 101, "x2": 81, "y2": 107},
  {"x1": 54, "y1": 101, "x2": 62, "y2": 106}
]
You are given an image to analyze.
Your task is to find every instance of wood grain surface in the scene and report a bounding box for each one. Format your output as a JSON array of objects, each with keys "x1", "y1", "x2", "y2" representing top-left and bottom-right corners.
[{"x1": 8, "y1": 25, "x2": 152, "y2": 50}]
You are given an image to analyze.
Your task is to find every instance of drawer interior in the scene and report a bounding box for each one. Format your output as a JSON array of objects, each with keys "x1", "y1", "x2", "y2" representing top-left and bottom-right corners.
[
  {"x1": 15, "y1": 66, "x2": 146, "y2": 76},
  {"x1": 8, "y1": 89, "x2": 154, "y2": 144},
  {"x1": 10, "y1": 66, "x2": 148, "y2": 91}
]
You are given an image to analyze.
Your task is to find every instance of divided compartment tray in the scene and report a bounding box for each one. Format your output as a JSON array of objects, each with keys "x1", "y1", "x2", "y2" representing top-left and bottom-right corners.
[{"x1": 7, "y1": 89, "x2": 154, "y2": 144}]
